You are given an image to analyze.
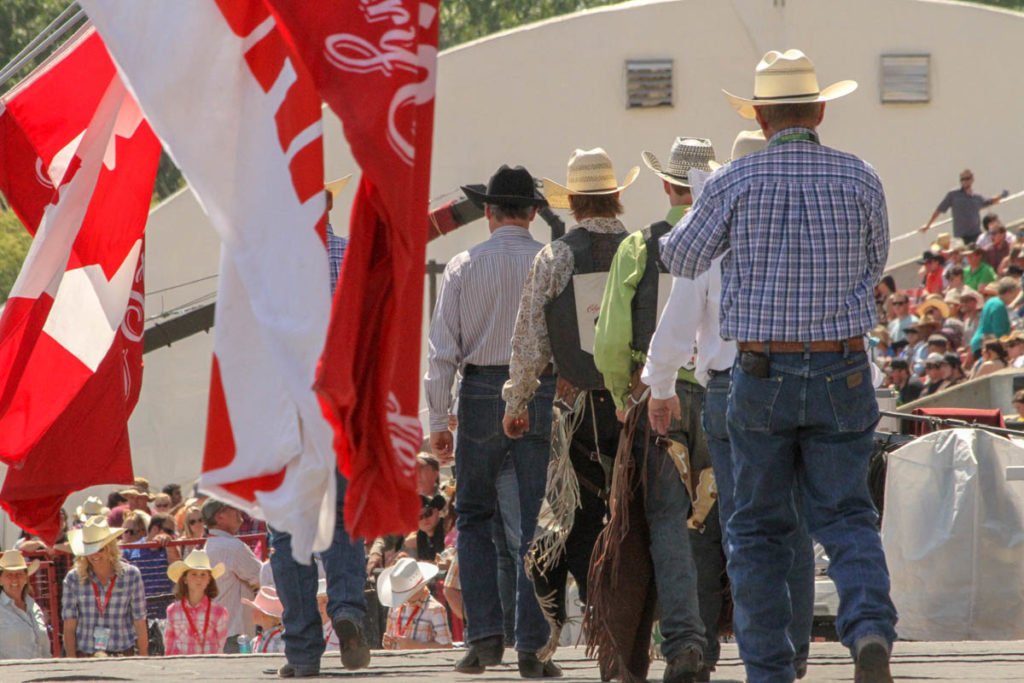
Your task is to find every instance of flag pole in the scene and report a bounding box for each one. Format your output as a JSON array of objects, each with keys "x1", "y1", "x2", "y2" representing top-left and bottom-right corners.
[{"x1": 0, "y1": 7, "x2": 87, "y2": 88}]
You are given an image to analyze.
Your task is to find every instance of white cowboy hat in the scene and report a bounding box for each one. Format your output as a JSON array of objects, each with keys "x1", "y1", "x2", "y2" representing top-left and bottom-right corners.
[
  {"x1": 75, "y1": 496, "x2": 110, "y2": 523},
  {"x1": 377, "y1": 557, "x2": 439, "y2": 608},
  {"x1": 325, "y1": 175, "x2": 353, "y2": 197},
  {"x1": 730, "y1": 129, "x2": 767, "y2": 161},
  {"x1": 641, "y1": 137, "x2": 720, "y2": 187},
  {"x1": 722, "y1": 49, "x2": 858, "y2": 120},
  {"x1": 68, "y1": 518, "x2": 125, "y2": 557},
  {"x1": 0, "y1": 549, "x2": 40, "y2": 576},
  {"x1": 242, "y1": 586, "x2": 284, "y2": 618},
  {"x1": 542, "y1": 148, "x2": 639, "y2": 210},
  {"x1": 166, "y1": 550, "x2": 226, "y2": 584}
]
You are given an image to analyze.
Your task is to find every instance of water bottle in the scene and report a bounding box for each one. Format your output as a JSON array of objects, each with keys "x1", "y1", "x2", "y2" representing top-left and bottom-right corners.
[{"x1": 237, "y1": 634, "x2": 252, "y2": 654}]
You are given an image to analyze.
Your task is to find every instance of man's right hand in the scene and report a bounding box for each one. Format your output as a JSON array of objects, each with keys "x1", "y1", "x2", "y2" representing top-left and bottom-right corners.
[
  {"x1": 918, "y1": 224, "x2": 930, "y2": 233},
  {"x1": 648, "y1": 395, "x2": 681, "y2": 435},
  {"x1": 503, "y1": 411, "x2": 529, "y2": 439},
  {"x1": 430, "y1": 431, "x2": 454, "y2": 465}
]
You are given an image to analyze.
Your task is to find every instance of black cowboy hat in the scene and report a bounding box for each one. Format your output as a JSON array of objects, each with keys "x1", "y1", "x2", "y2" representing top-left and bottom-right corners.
[{"x1": 461, "y1": 165, "x2": 547, "y2": 209}]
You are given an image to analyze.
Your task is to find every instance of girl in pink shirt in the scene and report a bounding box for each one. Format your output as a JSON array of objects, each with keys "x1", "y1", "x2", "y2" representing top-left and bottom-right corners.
[{"x1": 164, "y1": 551, "x2": 230, "y2": 655}]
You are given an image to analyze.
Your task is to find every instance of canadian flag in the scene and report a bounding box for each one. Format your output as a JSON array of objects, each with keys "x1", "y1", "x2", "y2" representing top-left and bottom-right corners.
[
  {"x1": 0, "y1": 29, "x2": 160, "y2": 541},
  {"x1": 81, "y1": 0, "x2": 337, "y2": 558}
]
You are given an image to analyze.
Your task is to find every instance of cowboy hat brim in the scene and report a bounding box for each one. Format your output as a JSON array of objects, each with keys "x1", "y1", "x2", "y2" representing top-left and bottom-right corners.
[
  {"x1": 460, "y1": 183, "x2": 548, "y2": 210},
  {"x1": 0, "y1": 557, "x2": 40, "y2": 576},
  {"x1": 640, "y1": 151, "x2": 721, "y2": 187},
  {"x1": 69, "y1": 526, "x2": 126, "y2": 557},
  {"x1": 241, "y1": 595, "x2": 284, "y2": 618},
  {"x1": 325, "y1": 174, "x2": 353, "y2": 197},
  {"x1": 167, "y1": 559, "x2": 227, "y2": 584},
  {"x1": 722, "y1": 79, "x2": 858, "y2": 120},
  {"x1": 542, "y1": 166, "x2": 641, "y2": 210},
  {"x1": 377, "y1": 561, "x2": 440, "y2": 608}
]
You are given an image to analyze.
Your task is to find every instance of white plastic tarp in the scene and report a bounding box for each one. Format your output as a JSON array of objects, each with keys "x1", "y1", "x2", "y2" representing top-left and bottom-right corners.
[{"x1": 883, "y1": 428, "x2": 1024, "y2": 640}]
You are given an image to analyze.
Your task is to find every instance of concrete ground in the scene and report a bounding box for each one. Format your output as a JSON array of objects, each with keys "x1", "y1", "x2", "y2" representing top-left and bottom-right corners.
[{"x1": 1, "y1": 642, "x2": 1023, "y2": 683}]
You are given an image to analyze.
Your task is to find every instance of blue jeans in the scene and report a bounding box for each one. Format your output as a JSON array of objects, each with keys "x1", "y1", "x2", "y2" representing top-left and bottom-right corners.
[
  {"x1": 725, "y1": 351, "x2": 897, "y2": 683},
  {"x1": 702, "y1": 370, "x2": 814, "y2": 670},
  {"x1": 455, "y1": 368, "x2": 554, "y2": 653},
  {"x1": 494, "y1": 454, "x2": 522, "y2": 644},
  {"x1": 271, "y1": 469, "x2": 367, "y2": 667},
  {"x1": 637, "y1": 409, "x2": 707, "y2": 661}
]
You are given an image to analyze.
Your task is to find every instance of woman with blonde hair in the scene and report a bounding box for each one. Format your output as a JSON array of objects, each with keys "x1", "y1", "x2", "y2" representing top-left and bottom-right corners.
[
  {"x1": 177, "y1": 504, "x2": 206, "y2": 558},
  {"x1": 62, "y1": 518, "x2": 147, "y2": 657},
  {"x1": 0, "y1": 550, "x2": 50, "y2": 659},
  {"x1": 163, "y1": 551, "x2": 229, "y2": 654}
]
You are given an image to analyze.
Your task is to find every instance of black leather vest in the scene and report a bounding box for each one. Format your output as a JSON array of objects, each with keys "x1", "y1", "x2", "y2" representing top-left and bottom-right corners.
[
  {"x1": 544, "y1": 227, "x2": 626, "y2": 390},
  {"x1": 631, "y1": 220, "x2": 673, "y2": 358}
]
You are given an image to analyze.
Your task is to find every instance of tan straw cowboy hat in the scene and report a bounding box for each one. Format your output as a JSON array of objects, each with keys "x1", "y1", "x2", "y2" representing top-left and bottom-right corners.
[
  {"x1": 75, "y1": 496, "x2": 110, "y2": 523},
  {"x1": 167, "y1": 549, "x2": 226, "y2": 584},
  {"x1": 0, "y1": 549, "x2": 40, "y2": 576},
  {"x1": 641, "y1": 137, "x2": 720, "y2": 187},
  {"x1": 68, "y1": 517, "x2": 125, "y2": 557},
  {"x1": 730, "y1": 129, "x2": 767, "y2": 161},
  {"x1": 325, "y1": 175, "x2": 353, "y2": 197},
  {"x1": 723, "y1": 49, "x2": 858, "y2": 120},
  {"x1": 542, "y1": 148, "x2": 639, "y2": 210}
]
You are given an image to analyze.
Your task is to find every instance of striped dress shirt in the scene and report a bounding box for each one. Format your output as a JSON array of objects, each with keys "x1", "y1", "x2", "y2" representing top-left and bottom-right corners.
[
  {"x1": 660, "y1": 128, "x2": 889, "y2": 342},
  {"x1": 327, "y1": 225, "x2": 348, "y2": 295},
  {"x1": 424, "y1": 225, "x2": 544, "y2": 432}
]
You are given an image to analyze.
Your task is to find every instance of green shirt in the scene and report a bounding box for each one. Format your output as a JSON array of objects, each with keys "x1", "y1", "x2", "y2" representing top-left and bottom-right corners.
[
  {"x1": 964, "y1": 262, "x2": 997, "y2": 292},
  {"x1": 593, "y1": 206, "x2": 696, "y2": 412},
  {"x1": 971, "y1": 296, "x2": 1010, "y2": 352}
]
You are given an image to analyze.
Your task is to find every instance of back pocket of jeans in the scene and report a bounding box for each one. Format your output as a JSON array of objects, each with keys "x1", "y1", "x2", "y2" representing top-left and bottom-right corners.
[
  {"x1": 824, "y1": 363, "x2": 879, "y2": 433},
  {"x1": 727, "y1": 368, "x2": 783, "y2": 433}
]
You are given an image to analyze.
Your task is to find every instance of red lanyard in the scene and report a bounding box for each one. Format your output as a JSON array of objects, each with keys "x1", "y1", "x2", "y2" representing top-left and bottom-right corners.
[
  {"x1": 260, "y1": 627, "x2": 282, "y2": 653},
  {"x1": 91, "y1": 576, "x2": 117, "y2": 617},
  {"x1": 182, "y1": 598, "x2": 211, "y2": 648},
  {"x1": 395, "y1": 603, "x2": 422, "y2": 638}
]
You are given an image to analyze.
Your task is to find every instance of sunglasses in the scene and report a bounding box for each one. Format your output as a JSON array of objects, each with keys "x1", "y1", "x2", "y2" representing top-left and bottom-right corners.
[
  {"x1": 925, "y1": 364, "x2": 941, "y2": 369},
  {"x1": 960, "y1": 176, "x2": 973, "y2": 181},
  {"x1": 892, "y1": 300, "x2": 908, "y2": 305},
  {"x1": 188, "y1": 519, "x2": 203, "y2": 525}
]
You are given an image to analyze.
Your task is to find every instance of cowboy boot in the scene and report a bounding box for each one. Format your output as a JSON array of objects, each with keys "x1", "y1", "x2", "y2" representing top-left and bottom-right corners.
[{"x1": 455, "y1": 634, "x2": 504, "y2": 674}]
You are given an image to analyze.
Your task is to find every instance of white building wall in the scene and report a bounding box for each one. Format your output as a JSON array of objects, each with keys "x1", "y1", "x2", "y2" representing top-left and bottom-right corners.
[{"x1": 9, "y1": 0, "x2": 1020, "y2": 533}]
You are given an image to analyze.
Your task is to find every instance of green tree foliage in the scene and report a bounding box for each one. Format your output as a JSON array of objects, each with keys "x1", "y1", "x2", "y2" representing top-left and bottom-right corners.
[
  {"x1": 440, "y1": 0, "x2": 623, "y2": 49},
  {"x1": 0, "y1": 0, "x2": 74, "y2": 83},
  {"x1": 0, "y1": 210, "x2": 32, "y2": 303}
]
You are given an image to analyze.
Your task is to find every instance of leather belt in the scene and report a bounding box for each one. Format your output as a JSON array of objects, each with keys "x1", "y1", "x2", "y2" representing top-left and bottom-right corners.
[{"x1": 737, "y1": 338, "x2": 865, "y2": 354}]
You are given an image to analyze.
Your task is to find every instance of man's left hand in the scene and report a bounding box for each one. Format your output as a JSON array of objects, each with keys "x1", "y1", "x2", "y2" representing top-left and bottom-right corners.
[
  {"x1": 504, "y1": 411, "x2": 529, "y2": 438},
  {"x1": 648, "y1": 395, "x2": 681, "y2": 435}
]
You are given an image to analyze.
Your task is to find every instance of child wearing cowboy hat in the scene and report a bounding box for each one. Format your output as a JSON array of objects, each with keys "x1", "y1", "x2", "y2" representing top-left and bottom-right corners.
[
  {"x1": 242, "y1": 586, "x2": 286, "y2": 653},
  {"x1": 163, "y1": 551, "x2": 230, "y2": 655},
  {"x1": 379, "y1": 558, "x2": 451, "y2": 651}
]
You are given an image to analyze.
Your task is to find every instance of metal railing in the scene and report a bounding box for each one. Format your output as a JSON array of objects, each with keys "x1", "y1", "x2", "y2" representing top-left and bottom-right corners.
[{"x1": 21, "y1": 533, "x2": 268, "y2": 658}]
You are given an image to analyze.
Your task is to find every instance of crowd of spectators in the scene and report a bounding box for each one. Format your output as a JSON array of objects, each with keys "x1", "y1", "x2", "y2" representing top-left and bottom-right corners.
[
  {"x1": 1, "y1": 461, "x2": 463, "y2": 659},
  {"x1": 875, "y1": 216, "x2": 1024, "y2": 409}
]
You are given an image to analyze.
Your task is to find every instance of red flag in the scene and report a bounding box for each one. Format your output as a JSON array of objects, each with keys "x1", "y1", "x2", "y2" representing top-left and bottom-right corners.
[
  {"x1": 0, "y1": 30, "x2": 159, "y2": 541},
  {"x1": 266, "y1": 0, "x2": 439, "y2": 537}
]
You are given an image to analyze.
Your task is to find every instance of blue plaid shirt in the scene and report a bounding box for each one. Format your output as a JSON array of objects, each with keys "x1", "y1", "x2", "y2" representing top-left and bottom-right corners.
[
  {"x1": 61, "y1": 564, "x2": 147, "y2": 654},
  {"x1": 661, "y1": 128, "x2": 889, "y2": 342},
  {"x1": 327, "y1": 225, "x2": 348, "y2": 295}
]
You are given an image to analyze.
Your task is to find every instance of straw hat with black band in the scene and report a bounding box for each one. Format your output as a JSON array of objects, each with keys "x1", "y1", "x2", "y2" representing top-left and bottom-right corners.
[{"x1": 722, "y1": 49, "x2": 857, "y2": 120}]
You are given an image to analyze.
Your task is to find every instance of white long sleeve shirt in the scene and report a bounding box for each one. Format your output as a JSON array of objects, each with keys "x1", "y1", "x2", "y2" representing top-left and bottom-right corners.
[
  {"x1": 641, "y1": 255, "x2": 736, "y2": 396},
  {"x1": 0, "y1": 593, "x2": 50, "y2": 659}
]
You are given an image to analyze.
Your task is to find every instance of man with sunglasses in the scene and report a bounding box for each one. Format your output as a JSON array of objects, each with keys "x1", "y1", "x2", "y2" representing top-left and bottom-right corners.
[{"x1": 920, "y1": 169, "x2": 1008, "y2": 244}]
